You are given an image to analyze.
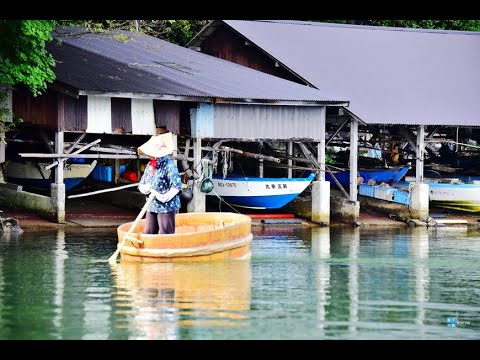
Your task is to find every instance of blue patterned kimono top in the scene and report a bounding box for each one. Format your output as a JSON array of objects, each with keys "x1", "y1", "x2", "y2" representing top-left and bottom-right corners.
[{"x1": 139, "y1": 156, "x2": 183, "y2": 214}]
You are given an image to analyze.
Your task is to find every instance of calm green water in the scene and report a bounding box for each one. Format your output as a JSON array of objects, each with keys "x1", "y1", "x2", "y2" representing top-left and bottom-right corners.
[{"x1": 0, "y1": 225, "x2": 479, "y2": 340}]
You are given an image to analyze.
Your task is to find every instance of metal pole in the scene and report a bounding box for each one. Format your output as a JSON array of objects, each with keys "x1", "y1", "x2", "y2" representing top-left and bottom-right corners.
[{"x1": 68, "y1": 182, "x2": 140, "y2": 199}]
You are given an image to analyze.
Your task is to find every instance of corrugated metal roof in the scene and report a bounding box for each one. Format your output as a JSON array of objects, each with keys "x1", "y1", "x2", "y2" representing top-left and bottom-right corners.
[
  {"x1": 47, "y1": 27, "x2": 348, "y2": 104},
  {"x1": 213, "y1": 20, "x2": 480, "y2": 126}
]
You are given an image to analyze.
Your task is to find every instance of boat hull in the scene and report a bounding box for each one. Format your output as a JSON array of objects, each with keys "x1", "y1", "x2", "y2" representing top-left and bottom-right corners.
[
  {"x1": 5, "y1": 160, "x2": 97, "y2": 191},
  {"x1": 326, "y1": 165, "x2": 411, "y2": 187},
  {"x1": 116, "y1": 212, "x2": 252, "y2": 262},
  {"x1": 428, "y1": 182, "x2": 480, "y2": 212},
  {"x1": 397, "y1": 179, "x2": 480, "y2": 212},
  {"x1": 207, "y1": 174, "x2": 315, "y2": 209}
]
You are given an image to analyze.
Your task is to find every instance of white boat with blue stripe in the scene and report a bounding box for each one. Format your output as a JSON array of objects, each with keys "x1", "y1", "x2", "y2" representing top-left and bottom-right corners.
[{"x1": 207, "y1": 173, "x2": 315, "y2": 209}]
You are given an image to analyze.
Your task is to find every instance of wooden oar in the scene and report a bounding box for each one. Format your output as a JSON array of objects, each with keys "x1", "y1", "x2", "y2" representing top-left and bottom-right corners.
[{"x1": 108, "y1": 191, "x2": 156, "y2": 264}]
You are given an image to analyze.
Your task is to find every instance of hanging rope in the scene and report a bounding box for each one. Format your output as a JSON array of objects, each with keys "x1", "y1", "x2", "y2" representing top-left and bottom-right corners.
[
  {"x1": 222, "y1": 150, "x2": 231, "y2": 179},
  {"x1": 210, "y1": 188, "x2": 243, "y2": 214}
]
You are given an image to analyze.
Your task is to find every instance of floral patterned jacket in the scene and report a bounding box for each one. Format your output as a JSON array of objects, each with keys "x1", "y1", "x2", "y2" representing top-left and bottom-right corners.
[{"x1": 138, "y1": 156, "x2": 182, "y2": 213}]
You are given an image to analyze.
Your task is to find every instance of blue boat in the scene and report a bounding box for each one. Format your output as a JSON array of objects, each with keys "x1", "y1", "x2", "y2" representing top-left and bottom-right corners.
[
  {"x1": 5, "y1": 160, "x2": 97, "y2": 191},
  {"x1": 325, "y1": 164, "x2": 411, "y2": 187},
  {"x1": 207, "y1": 173, "x2": 316, "y2": 209}
]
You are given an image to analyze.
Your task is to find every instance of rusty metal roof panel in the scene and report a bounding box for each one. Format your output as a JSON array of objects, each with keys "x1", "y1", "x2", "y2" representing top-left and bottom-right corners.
[
  {"x1": 221, "y1": 20, "x2": 480, "y2": 126},
  {"x1": 48, "y1": 27, "x2": 348, "y2": 104}
]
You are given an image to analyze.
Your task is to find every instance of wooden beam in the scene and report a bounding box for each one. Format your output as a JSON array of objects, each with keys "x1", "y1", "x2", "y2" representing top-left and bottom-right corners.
[
  {"x1": 326, "y1": 118, "x2": 349, "y2": 146},
  {"x1": 79, "y1": 90, "x2": 212, "y2": 103},
  {"x1": 202, "y1": 145, "x2": 281, "y2": 163},
  {"x1": 213, "y1": 97, "x2": 348, "y2": 107},
  {"x1": 68, "y1": 182, "x2": 140, "y2": 199},
  {"x1": 45, "y1": 138, "x2": 101, "y2": 170},
  {"x1": 426, "y1": 125, "x2": 441, "y2": 140},
  {"x1": 399, "y1": 125, "x2": 437, "y2": 159},
  {"x1": 65, "y1": 133, "x2": 86, "y2": 154},
  {"x1": 19, "y1": 152, "x2": 199, "y2": 162}
]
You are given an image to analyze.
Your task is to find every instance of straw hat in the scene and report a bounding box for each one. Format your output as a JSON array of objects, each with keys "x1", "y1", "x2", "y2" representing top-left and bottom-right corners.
[{"x1": 137, "y1": 132, "x2": 174, "y2": 158}]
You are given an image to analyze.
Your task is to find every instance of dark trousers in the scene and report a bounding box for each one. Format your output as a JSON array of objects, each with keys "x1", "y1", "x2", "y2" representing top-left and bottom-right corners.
[{"x1": 144, "y1": 211, "x2": 176, "y2": 234}]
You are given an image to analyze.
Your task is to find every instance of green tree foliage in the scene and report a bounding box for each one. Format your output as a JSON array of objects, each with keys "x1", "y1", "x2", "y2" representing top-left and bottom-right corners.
[
  {"x1": 0, "y1": 21, "x2": 56, "y2": 133},
  {"x1": 318, "y1": 20, "x2": 480, "y2": 31},
  {"x1": 61, "y1": 20, "x2": 210, "y2": 46},
  {"x1": 0, "y1": 20, "x2": 56, "y2": 95},
  {"x1": 0, "y1": 20, "x2": 56, "y2": 184}
]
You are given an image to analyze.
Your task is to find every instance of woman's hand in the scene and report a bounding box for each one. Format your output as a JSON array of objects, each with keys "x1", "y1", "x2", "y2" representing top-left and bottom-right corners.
[
  {"x1": 138, "y1": 183, "x2": 151, "y2": 194},
  {"x1": 154, "y1": 188, "x2": 180, "y2": 203}
]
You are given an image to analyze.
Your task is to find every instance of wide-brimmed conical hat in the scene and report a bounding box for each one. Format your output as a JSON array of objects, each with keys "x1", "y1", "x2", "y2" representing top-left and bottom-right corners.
[{"x1": 137, "y1": 132, "x2": 174, "y2": 158}]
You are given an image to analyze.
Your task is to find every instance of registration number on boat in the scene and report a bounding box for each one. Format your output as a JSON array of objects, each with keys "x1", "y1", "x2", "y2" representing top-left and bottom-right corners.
[{"x1": 217, "y1": 182, "x2": 237, "y2": 188}]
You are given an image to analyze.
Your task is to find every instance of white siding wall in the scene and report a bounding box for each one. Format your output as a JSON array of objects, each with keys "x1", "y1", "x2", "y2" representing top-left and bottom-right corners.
[
  {"x1": 86, "y1": 96, "x2": 112, "y2": 134},
  {"x1": 214, "y1": 104, "x2": 326, "y2": 140},
  {"x1": 131, "y1": 99, "x2": 156, "y2": 135}
]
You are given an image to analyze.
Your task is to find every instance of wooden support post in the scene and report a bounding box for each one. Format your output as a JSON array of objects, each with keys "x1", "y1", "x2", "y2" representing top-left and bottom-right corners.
[
  {"x1": 136, "y1": 159, "x2": 142, "y2": 181},
  {"x1": 0, "y1": 132, "x2": 4, "y2": 165},
  {"x1": 287, "y1": 141, "x2": 293, "y2": 178},
  {"x1": 258, "y1": 142, "x2": 264, "y2": 178},
  {"x1": 349, "y1": 119, "x2": 358, "y2": 202},
  {"x1": 187, "y1": 137, "x2": 205, "y2": 213},
  {"x1": 172, "y1": 133, "x2": 178, "y2": 167},
  {"x1": 114, "y1": 159, "x2": 120, "y2": 184},
  {"x1": 311, "y1": 106, "x2": 330, "y2": 225},
  {"x1": 54, "y1": 131, "x2": 64, "y2": 185},
  {"x1": 51, "y1": 131, "x2": 65, "y2": 223},
  {"x1": 318, "y1": 110, "x2": 326, "y2": 182},
  {"x1": 416, "y1": 125, "x2": 425, "y2": 183}
]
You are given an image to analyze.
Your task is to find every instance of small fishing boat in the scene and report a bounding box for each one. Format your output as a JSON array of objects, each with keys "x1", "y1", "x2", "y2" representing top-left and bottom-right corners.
[
  {"x1": 326, "y1": 164, "x2": 411, "y2": 187},
  {"x1": 4, "y1": 160, "x2": 97, "y2": 191},
  {"x1": 116, "y1": 212, "x2": 252, "y2": 262},
  {"x1": 402, "y1": 177, "x2": 480, "y2": 212},
  {"x1": 206, "y1": 173, "x2": 316, "y2": 209},
  {"x1": 428, "y1": 181, "x2": 480, "y2": 212}
]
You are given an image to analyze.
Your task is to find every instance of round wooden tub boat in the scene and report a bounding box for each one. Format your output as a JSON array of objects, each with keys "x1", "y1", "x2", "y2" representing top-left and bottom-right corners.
[{"x1": 116, "y1": 212, "x2": 252, "y2": 262}]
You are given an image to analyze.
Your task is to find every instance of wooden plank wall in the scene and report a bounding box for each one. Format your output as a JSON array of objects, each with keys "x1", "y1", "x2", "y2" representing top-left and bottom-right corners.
[
  {"x1": 13, "y1": 87, "x2": 182, "y2": 135},
  {"x1": 200, "y1": 24, "x2": 303, "y2": 84}
]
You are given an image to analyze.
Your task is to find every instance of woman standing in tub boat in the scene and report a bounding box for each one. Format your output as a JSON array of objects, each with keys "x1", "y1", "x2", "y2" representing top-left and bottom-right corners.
[{"x1": 137, "y1": 132, "x2": 183, "y2": 234}]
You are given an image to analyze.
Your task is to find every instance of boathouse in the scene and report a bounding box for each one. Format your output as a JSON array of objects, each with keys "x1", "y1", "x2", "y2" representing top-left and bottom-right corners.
[
  {"x1": 0, "y1": 26, "x2": 348, "y2": 224},
  {"x1": 188, "y1": 20, "x2": 480, "y2": 221}
]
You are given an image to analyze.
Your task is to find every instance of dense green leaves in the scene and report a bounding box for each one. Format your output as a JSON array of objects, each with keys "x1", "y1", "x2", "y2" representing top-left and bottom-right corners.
[
  {"x1": 0, "y1": 20, "x2": 55, "y2": 163},
  {"x1": 0, "y1": 20, "x2": 56, "y2": 96},
  {"x1": 60, "y1": 20, "x2": 210, "y2": 46}
]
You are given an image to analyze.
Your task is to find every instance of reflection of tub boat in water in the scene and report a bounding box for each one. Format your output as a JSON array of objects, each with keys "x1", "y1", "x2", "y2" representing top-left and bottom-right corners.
[
  {"x1": 116, "y1": 212, "x2": 252, "y2": 262},
  {"x1": 112, "y1": 259, "x2": 251, "y2": 336},
  {"x1": 4, "y1": 160, "x2": 97, "y2": 191}
]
